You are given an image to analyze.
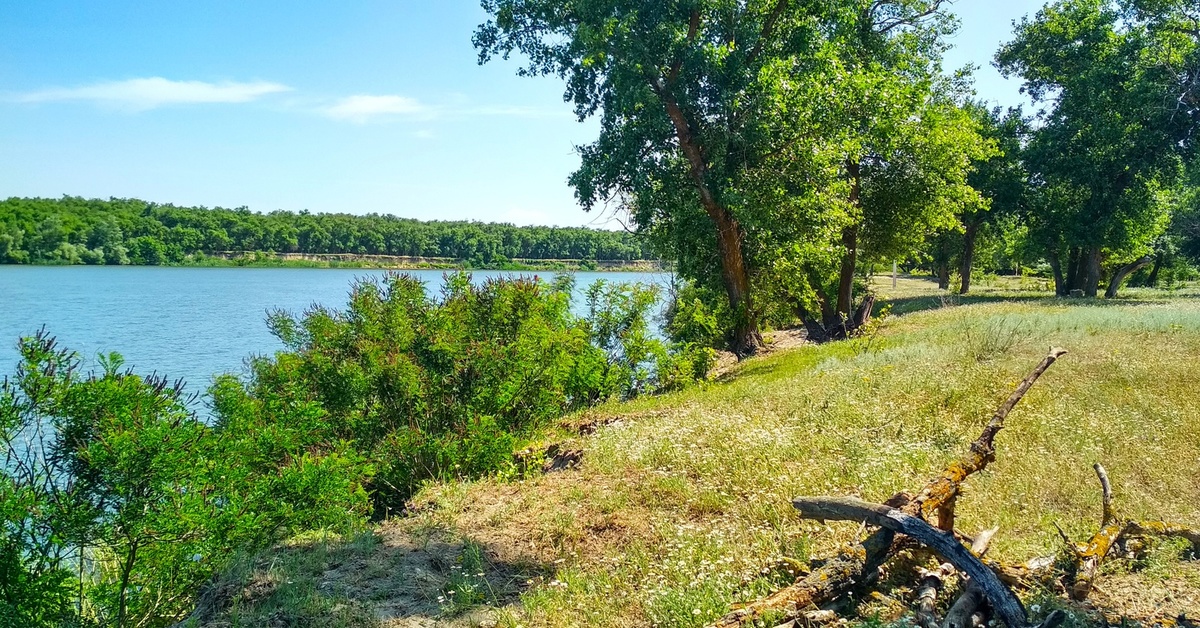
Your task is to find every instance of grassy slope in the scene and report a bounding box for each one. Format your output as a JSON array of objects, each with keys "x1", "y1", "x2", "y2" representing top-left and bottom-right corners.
[{"x1": 195, "y1": 278, "x2": 1200, "y2": 628}]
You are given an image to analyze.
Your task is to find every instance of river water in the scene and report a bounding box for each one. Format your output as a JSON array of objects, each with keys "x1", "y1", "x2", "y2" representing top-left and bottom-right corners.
[{"x1": 0, "y1": 266, "x2": 672, "y2": 403}]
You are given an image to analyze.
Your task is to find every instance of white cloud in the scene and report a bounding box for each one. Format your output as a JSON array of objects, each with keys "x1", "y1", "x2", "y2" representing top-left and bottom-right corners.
[
  {"x1": 16, "y1": 77, "x2": 292, "y2": 111},
  {"x1": 319, "y1": 94, "x2": 569, "y2": 124},
  {"x1": 323, "y1": 94, "x2": 430, "y2": 123}
]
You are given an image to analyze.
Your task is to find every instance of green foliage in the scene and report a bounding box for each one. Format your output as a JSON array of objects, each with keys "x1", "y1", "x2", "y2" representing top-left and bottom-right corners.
[
  {"x1": 212, "y1": 272, "x2": 705, "y2": 515},
  {"x1": 0, "y1": 196, "x2": 653, "y2": 267},
  {"x1": 476, "y1": 0, "x2": 992, "y2": 344},
  {"x1": 997, "y1": 0, "x2": 1198, "y2": 295},
  {"x1": 664, "y1": 281, "x2": 727, "y2": 350},
  {"x1": 0, "y1": 331, "x2": 375, "y2": 627}
]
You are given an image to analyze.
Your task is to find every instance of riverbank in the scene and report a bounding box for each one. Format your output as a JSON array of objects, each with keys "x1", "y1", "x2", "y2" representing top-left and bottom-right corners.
[
  {"x1": 189, "y1": 280, "x2": 1200, "y2": 628},
  {"x1": 0, "y1": 251, "x2": 666, "y2": 272},
  {"x1": 198, "y1": 251, "x2": 666, "y2": 272}
]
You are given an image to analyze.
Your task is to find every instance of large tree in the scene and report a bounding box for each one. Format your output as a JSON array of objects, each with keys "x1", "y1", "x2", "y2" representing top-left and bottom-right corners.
[
  {"x1": 955, "y1": 104, "x2": 1028, "y2": 294},
  {"x1": 474, "y1": 0, "x2": 965, "y2": 354},
  {"x1": 997, "y1": 0, "x2": 1198, "y2": 297}
]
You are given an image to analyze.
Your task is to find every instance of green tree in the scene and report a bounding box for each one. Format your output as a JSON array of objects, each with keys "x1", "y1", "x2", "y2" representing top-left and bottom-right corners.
[
  {"x1": 997, "y1": 0, "x2": 1198, "y2": 297},
  {"x1": 955, "y1": 104, "x2": 1028, "y2": 293},
  {"x1": 475, "y1": 0, "x2": 830, "y2": 355},
  {"x1": 475, "y1": 0, "x2": 984, "y2": 349}
]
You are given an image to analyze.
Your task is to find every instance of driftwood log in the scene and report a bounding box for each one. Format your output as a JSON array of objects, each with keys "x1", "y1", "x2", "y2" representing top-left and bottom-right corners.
[{"x1": 711, "y1": 348, "x2": 1069, "y2": 628}]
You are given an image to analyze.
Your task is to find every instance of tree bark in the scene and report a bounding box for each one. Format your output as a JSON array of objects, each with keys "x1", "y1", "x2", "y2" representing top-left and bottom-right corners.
[
  {"x1": 1066, "y1": 247, "x2": 1082, "y2": 293},
  {"x1": 937, "y1": 262, "x2": 951, "y2": 290},
  {"x1": 654, "y1": 82, "x2": 762, "y2": 357},
  {"x1": 790, "y1": 496, "x2": 1031, "y2": 628},
  {"x1": 1145, "y1": 253, "x2": 1163, "y2": 286},
  {"x1": 1103, "y1": 254, "x2": 1154, "y2": 298},
  {"x1": 1084, "y1": 247, "x2": 1102, "y2": 297},
  {"x1": 959, "y1": 222, "x2": 980, "y2": 295},
  {"x1": 1047, "y1": 250, "x2": 1067, "y2": 297},
  {"x1": 837, "y1": 161, "x2": 862, "y2": 317}
]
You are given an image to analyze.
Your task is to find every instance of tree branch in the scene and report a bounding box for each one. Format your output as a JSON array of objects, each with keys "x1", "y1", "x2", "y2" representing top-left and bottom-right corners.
[{"x1": 745, "y1": 0, "x2": 789, "y2": 68}]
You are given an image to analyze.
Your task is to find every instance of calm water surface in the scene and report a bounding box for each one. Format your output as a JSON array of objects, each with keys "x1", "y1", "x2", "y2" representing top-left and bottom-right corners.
[{"x1": 0, "y1": 266, "x2": 672, "y2": 402}]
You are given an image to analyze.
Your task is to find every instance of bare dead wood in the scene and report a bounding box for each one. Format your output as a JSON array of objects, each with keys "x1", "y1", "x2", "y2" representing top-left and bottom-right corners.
[
  {"x1": 791, "y1": 496, "x2": 1030, "y2": 628},
  {"x1": 1068, "y1": 464, "x2": 1125, "y2": 600},
  {"x1": 972, "y1": 527, "x2": 999, "y2": 557},
  {"x1": 710, "y1": 530, "x2": 895, "y2": 628},
  {"x1": 943, "y1": 583, "x2": 986, "y2": 628},
  {"x1": 1095, "y1": 463, "x2": 1115, "y2": 527},
  {"x1": 1066, "y1": 463, "x2": 1200, "y2": 600},
  {"x1": 990, "y1": 555, "x2": 1057, "y2": 589},
  {"x1": 912, "y1": 348, "x2": 1068, "y2": 520},
  {"x1": 710, "y1": 352, "x2": 1067, "y2": 628},
  {"x1": 1126, "y1": 520, "x2": 1200, "y2": 547},
  {"x1": 915, "y1": 563, "x2": 953, "y2": 628},
  {"x1": 937, "y1": 494, "x2": 957, "y2": 532}
]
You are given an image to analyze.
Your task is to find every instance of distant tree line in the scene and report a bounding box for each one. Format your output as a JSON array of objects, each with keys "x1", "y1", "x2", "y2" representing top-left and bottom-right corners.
[{"x1": 0, "y1": 196, "x2": 654, "y2": 266}]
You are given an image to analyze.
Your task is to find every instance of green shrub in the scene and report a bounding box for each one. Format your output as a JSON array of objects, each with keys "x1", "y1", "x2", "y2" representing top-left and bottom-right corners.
[
  {"x1": 1, "y1": 331, "x2": 373, "y2": 627},
  {"x1": 213, "y1": 272, "x2": 707, "y2": 515},
  {"x1": 212, "y1": 273, "x2": 608, "y2": 513}
]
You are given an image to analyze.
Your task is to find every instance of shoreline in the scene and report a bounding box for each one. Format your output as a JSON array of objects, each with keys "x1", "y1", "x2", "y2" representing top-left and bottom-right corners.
[{"x1": 0, "y1": 251, "x2": 668, "y2": 273}]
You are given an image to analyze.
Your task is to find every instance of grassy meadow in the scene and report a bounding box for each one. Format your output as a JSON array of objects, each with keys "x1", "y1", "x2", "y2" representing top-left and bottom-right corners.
[{"x1": 190, "y1": 277, "x2": 1200, "y2": 628}]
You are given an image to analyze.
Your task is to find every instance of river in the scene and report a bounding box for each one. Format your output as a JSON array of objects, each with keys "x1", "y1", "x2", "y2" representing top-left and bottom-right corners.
[{"x1": 0, "y1": 266, "x2": 672, "y2": 403}]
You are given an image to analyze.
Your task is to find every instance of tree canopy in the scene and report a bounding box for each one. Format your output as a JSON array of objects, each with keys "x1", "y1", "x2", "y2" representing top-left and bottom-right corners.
[{"x1": 476, "y1": 0, "x2": 986, "y2": 352}]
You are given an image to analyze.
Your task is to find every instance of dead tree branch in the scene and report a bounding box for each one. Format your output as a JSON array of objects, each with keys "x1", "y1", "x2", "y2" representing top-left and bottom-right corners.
[{"x1": 710, "y1": 349, "x2": 1068, "y2": 628}]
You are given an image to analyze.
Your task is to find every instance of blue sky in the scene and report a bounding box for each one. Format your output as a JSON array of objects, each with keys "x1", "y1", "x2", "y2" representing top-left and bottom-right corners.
[{"x1": 1, "y1": 1, "x2": 1046, "y2": 228}]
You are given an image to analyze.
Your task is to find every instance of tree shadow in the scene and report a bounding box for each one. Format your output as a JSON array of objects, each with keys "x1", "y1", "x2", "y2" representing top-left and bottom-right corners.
[
  {"x1": 184, "y1": 527, "x2": 551, "y2": 626},
  {"x1": 880, "y1": 290, "x2": 1200, "y2": 317}
]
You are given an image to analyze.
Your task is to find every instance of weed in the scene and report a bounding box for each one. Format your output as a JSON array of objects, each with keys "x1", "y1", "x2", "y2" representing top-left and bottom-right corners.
[{"x1": 439, "y1": 540, "x2": 495, "y2": 616}]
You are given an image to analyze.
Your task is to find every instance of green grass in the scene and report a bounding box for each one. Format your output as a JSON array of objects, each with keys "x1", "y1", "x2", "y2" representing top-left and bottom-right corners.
[{"x1": 197, "y1": 283, "x2": 1200, "y2": 627}]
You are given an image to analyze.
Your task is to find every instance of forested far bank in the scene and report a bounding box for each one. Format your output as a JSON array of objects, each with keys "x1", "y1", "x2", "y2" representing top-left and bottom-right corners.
[{"x1": 0, "y1": 196, "x2": 655, "y2": 267}]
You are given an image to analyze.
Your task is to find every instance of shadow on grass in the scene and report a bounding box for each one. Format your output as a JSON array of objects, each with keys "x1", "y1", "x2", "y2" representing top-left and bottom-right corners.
[
  {"x1": 185, "y1": 528, "x2": 550, "y2": 627},
  {"x1": 881, "y1": 290, "x2": 1200, "y2": 317}
]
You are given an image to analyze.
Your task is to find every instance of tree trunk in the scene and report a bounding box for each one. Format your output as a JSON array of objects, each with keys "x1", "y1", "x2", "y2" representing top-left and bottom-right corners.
[
  {"x1": 1047, "y1": 250, "x2": 1066, "y2": 297},
  {"x1": 713, "y1": 209, "x2": 762, "y2": 356},
  {"x1": 655, "y1": 82, "x2": 762, "y2": 356},
  {"x1": 959, "y1": 222, "x2": 980, "y2": 295},
  {"x1": 1066, "y1": 247, "x2": 1082, "y2": 292},
  {"x1": 836, "y1": 161, "x2": 862, "y2": 317},
  {"x1": 1084, "y1": 247, "x2": 1102, "y2": 297},
  {"x1": 1104, "y1": 254, "x2": 1154, "y2": 298},
  {"x1": 1145, "y1": 253, "x2": 1163, "y2": 287},
  {"x1": 937, "y1": 262, "x2": 950, "y2": 290}
]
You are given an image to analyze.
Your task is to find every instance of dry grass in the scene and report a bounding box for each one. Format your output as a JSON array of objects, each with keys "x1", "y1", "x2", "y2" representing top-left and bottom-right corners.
[{"x1": 197, "y1": 286, "x2": 1200, "y2": 628}]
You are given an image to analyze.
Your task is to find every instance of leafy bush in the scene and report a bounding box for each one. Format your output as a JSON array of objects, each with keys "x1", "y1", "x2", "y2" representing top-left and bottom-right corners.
[
  {"x1": 1, "y1": 331, "x2": 372, "y2": 627},
  {"x1": 213, "y1": 272, "x2": 708, "y2": 514},
  {"x1": 0, "y1": 273, "x2": 707, "y2": 626},
  {"x1": 213, "y1": 273, "x2": 603, "y2": 513}
]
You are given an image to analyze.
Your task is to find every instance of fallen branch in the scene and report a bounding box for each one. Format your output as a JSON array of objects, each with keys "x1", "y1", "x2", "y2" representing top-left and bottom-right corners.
[
  {"x1": 710, "y1": 349, "x2": 1067, "y2": 628},
  {"x1": 943, "y1": 583, "x2": 987, "y2": 628},
  {"x1": 912, "y1": 348, "x2": 1068, "y2": 521},
  {"x1": 915, "y1": 564, "x2": 954, "y2": 628},
  {"x1": 790, "y1": 496, "x2": 1031, "y2": 628},
  {"x1": 1068, "y1": 463, "x2": 1200, "y2": 600}
]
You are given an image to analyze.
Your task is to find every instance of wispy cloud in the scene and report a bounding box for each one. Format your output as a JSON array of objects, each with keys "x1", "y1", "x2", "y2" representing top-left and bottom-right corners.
[
  {"x1": 322, "y1": 94, "x2": 431, "y2": 123},
  {"x1": 321, "y1": 93, "x2": 570, "y2": 124},
  {"x1": 16, "y1": 77, "x2": 292, "y2": 111}
]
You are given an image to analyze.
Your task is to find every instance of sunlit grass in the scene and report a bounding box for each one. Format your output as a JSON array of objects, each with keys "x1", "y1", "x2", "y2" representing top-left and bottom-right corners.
[{"x1": 199, "y1": 289, "x2": 1200, "y2": 627}]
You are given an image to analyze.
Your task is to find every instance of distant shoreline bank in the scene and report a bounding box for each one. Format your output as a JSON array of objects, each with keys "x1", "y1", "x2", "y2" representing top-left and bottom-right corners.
[{"x1": 1, "y1": 251, "x2": 668, "y2": 273}]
